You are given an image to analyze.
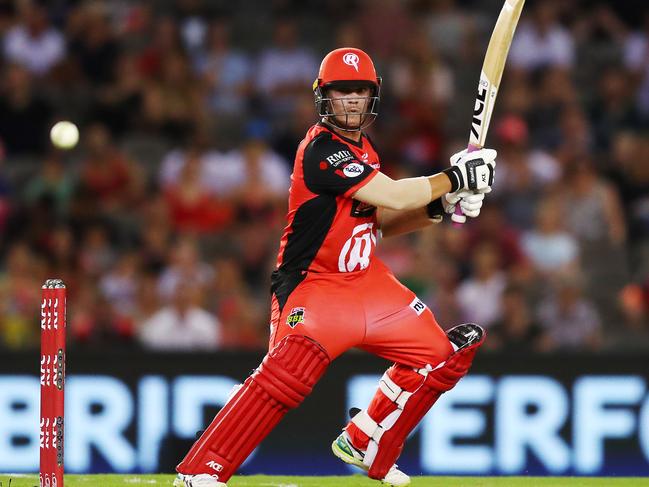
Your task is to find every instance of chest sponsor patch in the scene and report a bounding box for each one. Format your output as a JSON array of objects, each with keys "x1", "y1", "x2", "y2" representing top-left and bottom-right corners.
[
  {"x1": 325, "y1": 150, "x2": 355, "y2": 167},
  {"x1": 409, "y1": 297, "x2": 426, "y2": 316},
  {"x1": 286, "y1": 307, "x2": 306, "y2": 328},
  {"x1": 343, "y1": 163, "x2": 364, "y2": 178}
]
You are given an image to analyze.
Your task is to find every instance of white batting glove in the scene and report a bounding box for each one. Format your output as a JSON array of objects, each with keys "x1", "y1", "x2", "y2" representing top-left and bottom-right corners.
[
  {"x1": 443, "y1": 148, "x2": 497, "y2": 193},
  {"x1": 443, "y1": 191, "x2": 486, "y2": 219}
]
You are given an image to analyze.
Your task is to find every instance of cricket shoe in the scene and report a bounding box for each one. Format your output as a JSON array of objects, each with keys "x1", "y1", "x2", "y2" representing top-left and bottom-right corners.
[
  {"x1": 173, "y1": 473, "x2": 227, "y2": 487},
  {"x1": 331, "y1": 431, "x2": 410, "y2": 487}
]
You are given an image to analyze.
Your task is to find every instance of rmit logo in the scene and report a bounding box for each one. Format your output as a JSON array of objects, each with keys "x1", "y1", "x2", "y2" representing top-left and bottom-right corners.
[
  {"x1": 326, "y1": 150, "x2": 354, "y2": 166},
  {"x1": 470, "y1": 81, "x2": 488, "y2": 140},
  {"x1": 206, "y1": 460, "x2": 223, "y2": 472}
]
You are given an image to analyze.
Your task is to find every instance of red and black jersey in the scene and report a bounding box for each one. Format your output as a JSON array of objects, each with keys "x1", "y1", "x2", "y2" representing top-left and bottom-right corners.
[{"x1": 272, "y1": 123, "x2": 380, "y2": 308}]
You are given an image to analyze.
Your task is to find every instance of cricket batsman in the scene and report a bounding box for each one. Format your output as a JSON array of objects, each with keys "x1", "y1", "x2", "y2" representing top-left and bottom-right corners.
[{"x1": 174, "y1": 47, "x2": 496, "y2": 487}]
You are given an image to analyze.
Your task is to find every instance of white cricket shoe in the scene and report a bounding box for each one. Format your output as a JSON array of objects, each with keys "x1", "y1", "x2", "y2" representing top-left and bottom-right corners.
[
  {"x1": 331, "y1": 432, "x2": 411, "y2": 486},
  {"x1": 173, "y1": 473, "x2": 227, "y2": 487}
]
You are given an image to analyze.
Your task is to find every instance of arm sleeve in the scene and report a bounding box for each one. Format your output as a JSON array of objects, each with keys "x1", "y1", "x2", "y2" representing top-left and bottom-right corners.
[{"x1": 302, "y1": 133, "x2": 377, "y2": 196}]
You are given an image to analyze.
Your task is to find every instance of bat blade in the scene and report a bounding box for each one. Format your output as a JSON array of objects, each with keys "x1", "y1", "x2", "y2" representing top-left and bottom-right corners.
[
  {"x1": 469, "y1": 0, "x2": 526, "y2": 149},
  {"x1": 452, "y1": 0, "x2": 525, "y2": 224}
]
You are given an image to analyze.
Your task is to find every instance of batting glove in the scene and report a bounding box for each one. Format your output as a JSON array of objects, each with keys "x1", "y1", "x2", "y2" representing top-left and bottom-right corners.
[{"x1": 443, "y1": 148, "x2": 496, "y2": 193}]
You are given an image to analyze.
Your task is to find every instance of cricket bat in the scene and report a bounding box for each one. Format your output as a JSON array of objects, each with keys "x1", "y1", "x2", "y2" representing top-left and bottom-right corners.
[{"x1": 452, "y1": 0, "x2": 526, "y2": 224}]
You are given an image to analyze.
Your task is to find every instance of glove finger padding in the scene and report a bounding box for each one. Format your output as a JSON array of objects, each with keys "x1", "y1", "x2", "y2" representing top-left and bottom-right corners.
[
  {"x1": 460, "y1": 193, "x2": 484, "y2": 210},
  {"x1": 460, "y1": 192, "x2": 485, "y2": 218},
  {"x1": 443, "y1": 190, "x2": 471, "y2": 214}
]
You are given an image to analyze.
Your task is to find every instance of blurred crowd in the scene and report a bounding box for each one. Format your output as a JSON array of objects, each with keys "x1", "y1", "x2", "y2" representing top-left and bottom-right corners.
[{"x1": 0, "y1": 0, "x2": 648, "y2": 353}]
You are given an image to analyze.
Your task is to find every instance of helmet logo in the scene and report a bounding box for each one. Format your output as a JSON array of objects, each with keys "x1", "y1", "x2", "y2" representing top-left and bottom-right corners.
[{"x1": 343, "y1": 52, "x2": 360, "y2": 72}]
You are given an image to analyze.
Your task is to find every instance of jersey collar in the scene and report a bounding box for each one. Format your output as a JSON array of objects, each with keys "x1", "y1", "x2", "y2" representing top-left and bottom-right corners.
[{"x1": 318, "y1": 121, "x2": 365, "y2": 149}]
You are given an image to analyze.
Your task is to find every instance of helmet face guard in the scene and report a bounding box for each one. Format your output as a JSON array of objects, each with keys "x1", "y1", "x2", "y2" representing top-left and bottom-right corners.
[{"x1": 314, "y1": 81, "x2": 381, "y2": 132}]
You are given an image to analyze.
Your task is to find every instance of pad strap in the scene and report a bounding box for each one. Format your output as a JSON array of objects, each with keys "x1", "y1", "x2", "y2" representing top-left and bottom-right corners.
[
  {"x1": 351, "y1": 410, "x2": 385, "y2": 443},
  {"x1": 379, "y1": 372, "x2": 413, "y2": 410}
]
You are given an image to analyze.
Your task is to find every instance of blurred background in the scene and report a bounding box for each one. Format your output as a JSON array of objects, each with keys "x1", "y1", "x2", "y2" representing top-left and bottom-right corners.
[{"x1": 1, "y1": 0, "x2": 649, "y2": 477}]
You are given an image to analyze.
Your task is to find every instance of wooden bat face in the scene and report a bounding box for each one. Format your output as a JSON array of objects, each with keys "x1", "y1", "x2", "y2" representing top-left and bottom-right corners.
[
  {"x1": 469, "y1": 0, "x2": 526, "y2": 150},
  {"x1": 453, "y1": 0, "x2": 525, "y2": 224}
]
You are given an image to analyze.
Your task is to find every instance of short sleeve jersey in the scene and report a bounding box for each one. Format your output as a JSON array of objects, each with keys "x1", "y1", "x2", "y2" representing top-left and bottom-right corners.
[{"x1": 275, "y1": 122, "x2": 380, "y2": 275}]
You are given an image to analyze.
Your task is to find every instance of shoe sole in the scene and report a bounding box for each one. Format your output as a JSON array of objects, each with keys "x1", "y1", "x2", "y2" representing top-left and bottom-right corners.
[
  {"x1": 331, "y1": 438, "x2": 369, "y2": 471},
  {"x1": 173, "y1": 475, "x2": 227, "y2": 487}
]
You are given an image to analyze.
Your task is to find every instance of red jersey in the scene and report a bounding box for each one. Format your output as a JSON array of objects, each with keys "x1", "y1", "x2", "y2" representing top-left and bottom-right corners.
[{"x1": 272, "y1": 123, "x2": 380, "y2": 309}]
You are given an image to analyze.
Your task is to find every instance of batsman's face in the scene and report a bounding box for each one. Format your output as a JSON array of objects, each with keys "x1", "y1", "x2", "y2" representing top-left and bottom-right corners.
[{"x1": 328, "y1": 86, "x2": 372, "y2": 129}]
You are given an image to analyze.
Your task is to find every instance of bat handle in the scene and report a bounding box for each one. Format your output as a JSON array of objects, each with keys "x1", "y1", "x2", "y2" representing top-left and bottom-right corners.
[{"x1": 451, "y1": 144, "x2": 482, "y2": 226}]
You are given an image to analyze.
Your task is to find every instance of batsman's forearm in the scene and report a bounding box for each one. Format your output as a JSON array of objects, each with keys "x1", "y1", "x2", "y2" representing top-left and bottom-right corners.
[
  {"x1": 378, "y1": 207, "x2": 439, "y2": 238},
  {"x1": 354, "y1": 171, "x2": 452, "y2": 211}
]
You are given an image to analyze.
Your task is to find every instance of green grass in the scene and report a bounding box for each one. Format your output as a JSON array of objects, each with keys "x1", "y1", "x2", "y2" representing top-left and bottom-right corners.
[{"x1": 1, "y1": 475, "x2": 649, "y2": 487}]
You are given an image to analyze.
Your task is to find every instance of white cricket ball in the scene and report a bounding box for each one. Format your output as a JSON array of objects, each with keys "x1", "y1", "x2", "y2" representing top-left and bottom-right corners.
[{"x1": 50, "y1": 121, "x2": 79, "y2": 150}]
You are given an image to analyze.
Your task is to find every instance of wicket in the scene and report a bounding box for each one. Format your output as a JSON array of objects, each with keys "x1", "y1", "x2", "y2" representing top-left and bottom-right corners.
[{"x1": 40, "y1": 279, "x2": 66, "y2": 487}]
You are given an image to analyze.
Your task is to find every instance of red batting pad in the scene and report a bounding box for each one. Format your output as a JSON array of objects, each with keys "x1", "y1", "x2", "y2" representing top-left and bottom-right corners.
[{"x1": 177, "y1": 334, "x2": 330, "y2": 482}]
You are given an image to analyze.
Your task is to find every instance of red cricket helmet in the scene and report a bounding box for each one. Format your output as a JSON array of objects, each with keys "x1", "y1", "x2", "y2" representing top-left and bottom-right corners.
[{"x1": 313, "y1": 47, "x2": 382, "y2": 131}]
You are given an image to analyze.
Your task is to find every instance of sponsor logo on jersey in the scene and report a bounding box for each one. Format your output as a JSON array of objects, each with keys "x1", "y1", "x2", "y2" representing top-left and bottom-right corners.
[
  {"x1": 409, "y1": 297, "x2": 426, "y2": 316},
  {"x1": 325, "y1": 150, "x2": 355, "y2": 167},
  {"x1": 338, "y1": 223, "x2": 376, "y2": 272},
  {"x1": 286, "y1": 307, "x2": 306, "y2": 328},
  {"x1": 343, "y1": 163, "x2": 364, "y2": 178},
  {"x1": 343, "y1": 52, "x2": 360, "y2": 71}
]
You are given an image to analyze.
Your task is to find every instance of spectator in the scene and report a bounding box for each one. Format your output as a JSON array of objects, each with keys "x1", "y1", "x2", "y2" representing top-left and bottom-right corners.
[
  {"x1": 140, "y1": 50, "x2": 205, "y2": 141},
  {"x1": 163, "y1": 149, "x2": 234, "y2": 234},
  {"x1": 466, "y1": 206, "x2": 525, "y2": 270},
  {"x1": 255, "y1": 19, "x2": 318, "y2": 115},
  {"x1": 3, "y1": 1, "x2": 65, "y2": 76},
  {"x1": 23, "y1": 153, "x2": 75, "y2": 219},
  {"x1": 157, "y1": 237, "x2": 213, "y2": 301},
  {"x1": 537, "y1": 272, "x2": 602, "y2": 351},
  {"x1": 68, "y1": 2, "x2": 120, "y2": 85},
  {"x1": 211, "y1": 257, "x2": 265, "y2": 349},
  {"x1": 607, "y1": 131, "x2": 649, "y2": 250},
  {"x1": 222, "y1": 131, "x2": 290, "y2": 220},
  {"x1": 456, "y1": 242, "x2": 507, "y2": 329},
  {"x1": 0, "y1": 63, "x2": 52, "y2": 155},
  {"x1": 563, "y1": 157, "x2": 626, "y2": 246},
  {"x1": 389, "y1": 28, "x2": 450, "y2": 174},
  {"x1": 0, "y1": 242, "x2": 42, "y2": 349},
  {"x1": 78, "y1": 225, "x2": 116, "y2": 279},
  {"x1": 357, "y1": 0, "x2": 411, "y2": 60},
  {"x1": 487, "y1": 285, "x2": 543, "y2": 353},
  {"x1": 493, "y1": 115, "x2": 560, "y2": 229},
  {"x1": 77, "y1": 123, "x2": 142, "y2": 215},
  {"x1": 136, "y1": 16, "x2": 183, "y2": 79},
  {"x1": 509, "y1": 1, "x2": 575, "y2": 71},
  {"x1": 193, "y1": 19, "x2": 253, "y2": 115},
  {"x1": 589, "y1": 67, "x2": 642, "y2": 152},
  {"x1": 94, "y1": 52, "x2": 145, "y2": 136},
  {"x1": 99, "y1": 252, "x2": 141, "y2": 328},
  {"x1": 624, "y1": 11, "x2": 649, "y2": 117},
  {"x1": 138, "y1": 280, "x2": 222, "y2": 351},
  {"x1": 521, "y1": 198, "x2": 579, "y2": 276}
]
